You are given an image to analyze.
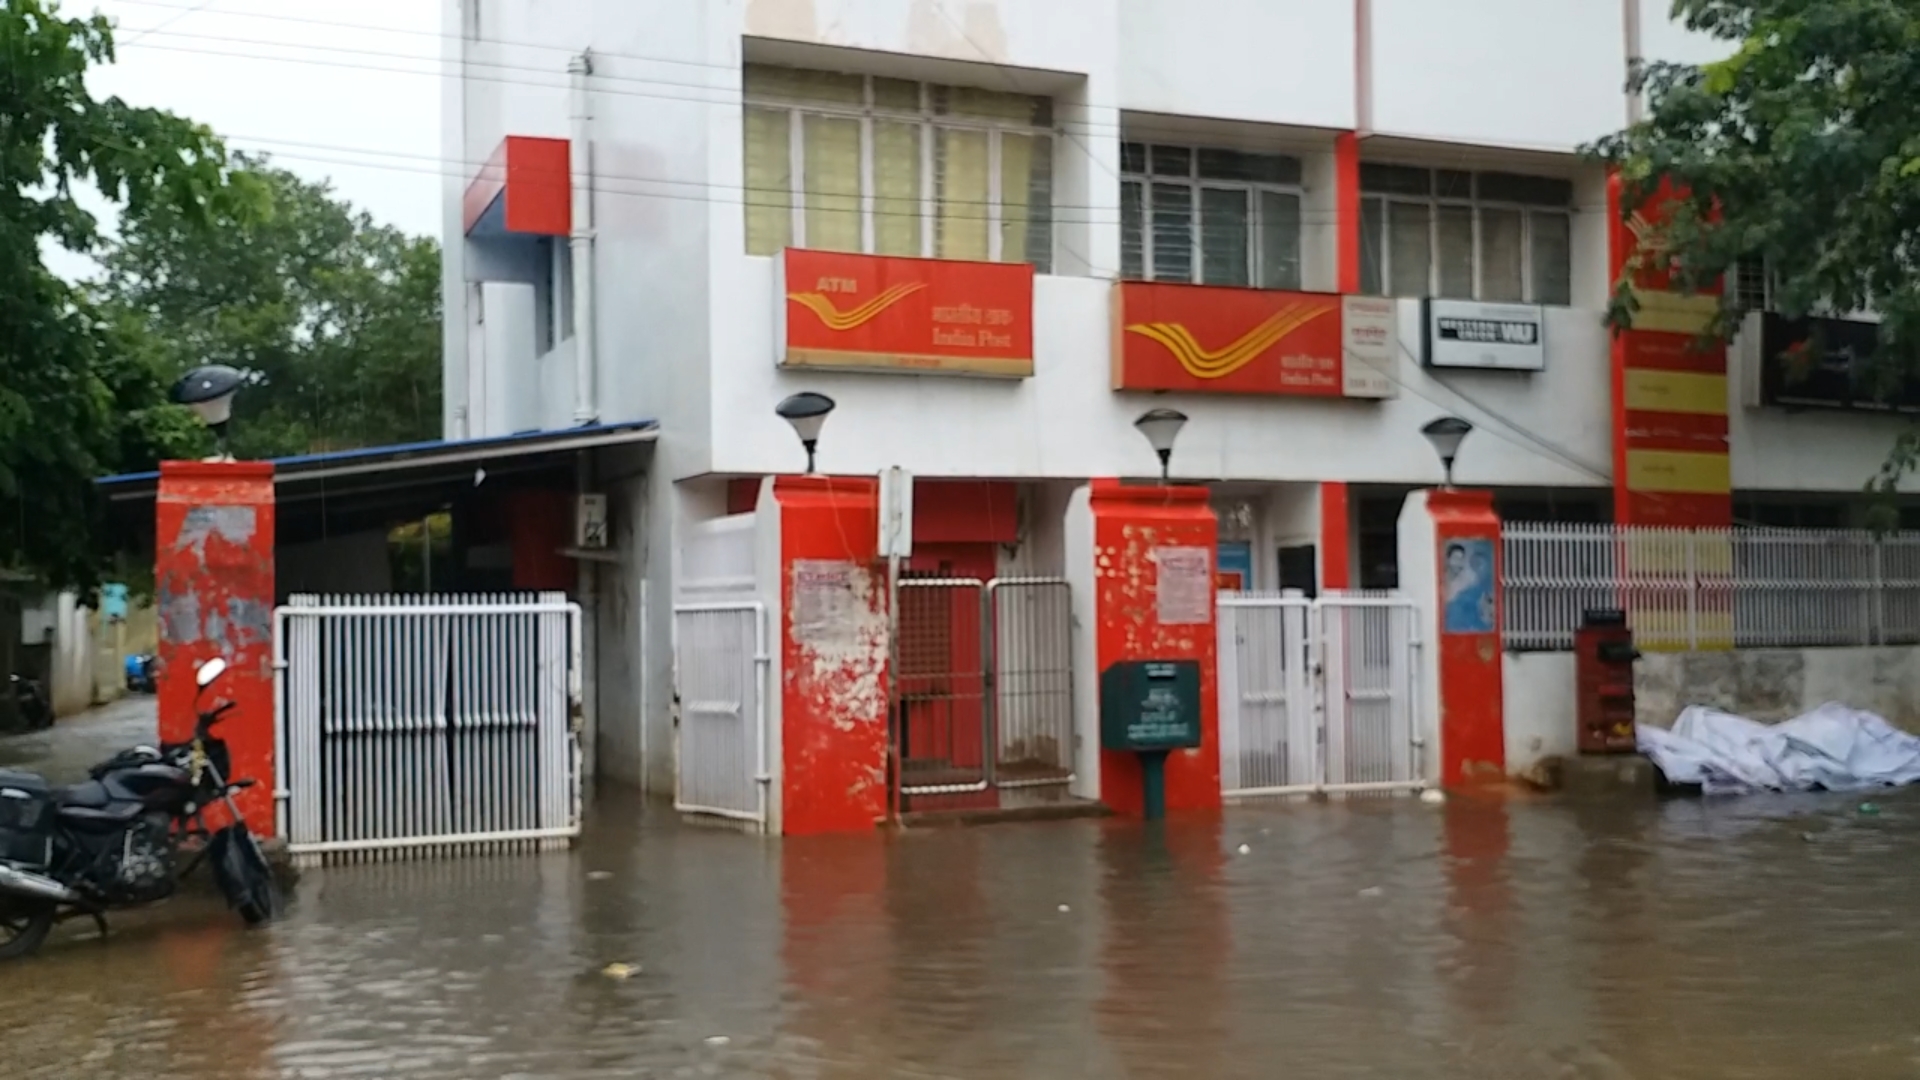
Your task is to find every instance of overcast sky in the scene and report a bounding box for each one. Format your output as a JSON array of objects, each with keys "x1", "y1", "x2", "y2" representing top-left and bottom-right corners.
[{"x1": 48, "y1": 0, "x2": 442, "y2": 279}]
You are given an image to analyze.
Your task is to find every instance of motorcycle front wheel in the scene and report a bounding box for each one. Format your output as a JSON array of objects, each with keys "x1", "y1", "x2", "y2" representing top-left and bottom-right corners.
[{"x1": 0, "y1": 898, "x2": 55, "y2": 961}]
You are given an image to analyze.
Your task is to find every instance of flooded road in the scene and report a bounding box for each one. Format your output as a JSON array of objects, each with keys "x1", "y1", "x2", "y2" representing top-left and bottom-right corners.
[{"x1": 5, "y1": 711, "x2": 1920, "y2": 1078}]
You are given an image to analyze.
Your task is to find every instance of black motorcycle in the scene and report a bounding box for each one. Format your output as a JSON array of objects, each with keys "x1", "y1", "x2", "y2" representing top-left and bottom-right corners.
[
  {"x1": 9, "y1": 674, "x2": 52, "y2": 732},
  {"x1": 0, "y1": 657, "x2": 280, "y2": 960}
]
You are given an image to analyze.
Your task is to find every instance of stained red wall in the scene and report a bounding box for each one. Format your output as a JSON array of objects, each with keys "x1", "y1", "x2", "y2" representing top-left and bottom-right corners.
[
  {"x1": 155, "y1": 462, "x2": 277, "y2": 836},
  {"x1": 776, "y1": 476, "x2": 890, "y2": 835},
  {"x1": 1430, "y1": 489, "x2": 1506, "y2": 786},
  {"x1": 1088, "y1": 480, "x2": 1222, "y2": 817}
]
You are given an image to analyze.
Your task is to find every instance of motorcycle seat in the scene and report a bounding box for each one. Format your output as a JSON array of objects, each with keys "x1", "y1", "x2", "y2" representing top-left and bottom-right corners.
[
  {"x1": 56, "y1": 781, "x2": 112, "y2": 808},
  {"x1": 57, "y1": 802, "x2": 143, "y2": 827}
]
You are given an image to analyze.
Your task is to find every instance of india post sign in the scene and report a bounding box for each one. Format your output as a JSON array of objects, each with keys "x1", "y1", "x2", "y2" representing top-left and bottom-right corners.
[
  {"x1": 1112, "y1": 281, "x2": 1395, "y2": 397},
  {"x1": 775, "y1": 249, "x2": 1034, "y2": 378}
]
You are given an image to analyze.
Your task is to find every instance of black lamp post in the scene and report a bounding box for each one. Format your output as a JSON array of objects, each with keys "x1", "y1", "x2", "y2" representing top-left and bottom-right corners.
[
  {"x1": 170, "y1": 364, "x2": 245, "y2": 462},
  {"x1": 1133, "y1": 408, "x2": 1189, "y2": 483},
  {"x1": 1420, "y1": 415, "x2": 1474, "y2": 489},
  {"x1": 775, "y1": 392, "x2": 836, "y2": 474}
]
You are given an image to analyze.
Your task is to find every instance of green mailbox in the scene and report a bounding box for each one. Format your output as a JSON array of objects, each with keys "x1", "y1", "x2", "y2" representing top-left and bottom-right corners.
[{"x1": 1100, "y1": 660, "x2": 1202, "y2": 819}]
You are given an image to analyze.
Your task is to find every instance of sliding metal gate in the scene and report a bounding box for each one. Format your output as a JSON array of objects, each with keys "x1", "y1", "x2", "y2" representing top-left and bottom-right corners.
[
  {"x1": 275, "y1": 593, "x2": 583, "y2": 865},
  {"x1": 1217, "y1": 592, "x2": 1424, "y2": 798},
  {"x1": 894, "y1": 577, "x2": 1075, "y2": 797}
]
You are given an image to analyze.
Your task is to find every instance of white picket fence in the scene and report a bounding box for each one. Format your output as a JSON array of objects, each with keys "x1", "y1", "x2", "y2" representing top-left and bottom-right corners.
[
  {"x1": 275, "y1": 593, "x2": 583, "y2": 865},
  {"x1": 1503, "y1": 524, "x2": 1920, "y2": 651}
]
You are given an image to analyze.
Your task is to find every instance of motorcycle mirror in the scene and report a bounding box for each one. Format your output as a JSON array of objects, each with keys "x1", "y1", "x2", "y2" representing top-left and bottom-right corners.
[{"x1": 195, "y1": 658, "x2": 228, "y2": 688}]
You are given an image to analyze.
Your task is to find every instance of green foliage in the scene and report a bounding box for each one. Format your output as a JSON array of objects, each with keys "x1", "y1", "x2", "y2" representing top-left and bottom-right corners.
[
  {"x1": 1588, "y1": 0, "x2": 1920, "y2": 500},
  {"x1": 0, "y1": 0, "x2": 246, "y2": 587},
  {"x1": 94, "y1": 155, "x2": 442, "y2": 461}
]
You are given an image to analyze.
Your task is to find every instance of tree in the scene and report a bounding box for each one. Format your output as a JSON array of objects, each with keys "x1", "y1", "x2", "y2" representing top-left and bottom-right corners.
[
  {"x1": 1, "y1": 0, "x2": 249, "y2": 586},
  {"x1": 1589, "y1": 0, "x2": 1920, "y2": 493},
  {"x1": 95, "y1": 156, "x2": 442, "y2": 461}
]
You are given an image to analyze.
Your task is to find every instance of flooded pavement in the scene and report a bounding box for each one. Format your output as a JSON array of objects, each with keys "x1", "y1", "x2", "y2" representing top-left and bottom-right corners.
[{"x1": 6, "y1": 711, "x2": 1920, "y2": 1078}]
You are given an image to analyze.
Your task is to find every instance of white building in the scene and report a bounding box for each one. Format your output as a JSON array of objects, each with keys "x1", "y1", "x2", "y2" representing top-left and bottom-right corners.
[{"x1": 440, "y1": 0, "x2": 1918, "y2": 793}]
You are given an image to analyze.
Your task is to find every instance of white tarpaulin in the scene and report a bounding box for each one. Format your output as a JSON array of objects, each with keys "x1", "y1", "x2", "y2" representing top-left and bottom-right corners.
[{"x1": 1638, "y1": 703, "x2": 1920, "y2": 795}]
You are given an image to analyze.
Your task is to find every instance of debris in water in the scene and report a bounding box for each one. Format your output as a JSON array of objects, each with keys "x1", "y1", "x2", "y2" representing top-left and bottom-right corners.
[
  {"x1": 705, "y1": 1036, "x2": 731, "y2": 1047},
  {"x1": 587, "y1": 870, "x2": 613, "y2": 881},
  {"x1": 1358, "y1": 886, "x2": 1383, "y2": 898},
  {"x1": 1860, "y1": 802, "x2": 1881, "y2": 815},
  {"x1": 601, "y1": 962, "x2": 640, "y2": 980},
  {"x1": 1420, "y1": 789, "x2": 1447, "y2": 805},
  {"x1": 1236, "y1": 843, "x2": 1251, "y2": 855},
  {"x1": 1057, "y1": 904, "x2": 1071, "y2": 913}
]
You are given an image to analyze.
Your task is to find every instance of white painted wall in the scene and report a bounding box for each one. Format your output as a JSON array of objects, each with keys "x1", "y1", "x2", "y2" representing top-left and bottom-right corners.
[
  {"x1": 1393, "y1": 490, "x2": 1442, "y2": 784},
  {"x1": 1119, "y1": 0, "x2": 1353, "y2": 129},
  {"x1": 1503, "y1": 651, "x2": 1577, "y2": 777},
  {"x1": 1369, "y1": 0, "x2": 1626, "y2": 150}
]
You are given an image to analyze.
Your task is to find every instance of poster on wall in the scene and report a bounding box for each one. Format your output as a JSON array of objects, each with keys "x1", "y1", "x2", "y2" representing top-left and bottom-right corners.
[
  {"x1": 793, "y1": 559, "x2": 862, "y2": 648},
  {"x1": 1154, "y1": 546, "x2": 1213, "y2": 625},
  {"x1": 1215, "y1": 541, "x2": 1253, "y2": 592},
  {"x1": 1440, "y1": 538, "x2": 1496, "y2": 635}
]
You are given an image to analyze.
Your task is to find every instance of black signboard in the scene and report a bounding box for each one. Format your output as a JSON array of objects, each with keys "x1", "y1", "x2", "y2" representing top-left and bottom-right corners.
[
  {"x1": 1759, "y1": 312, "x2": 1920, "y2": 413},
  {"x1": 1099, "y1": 660, "x2": 1202, "y2": 752}
]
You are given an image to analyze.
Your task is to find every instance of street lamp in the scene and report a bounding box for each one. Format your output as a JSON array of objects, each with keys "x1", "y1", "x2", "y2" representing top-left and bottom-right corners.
[
  {"x1": 170, "y1": 364, "x2": 245, "y2": 462},
  {"x1": 1420, "y1": 415, "x2": 1474, "y2": 489},
  {"x1": 775, "y1": 392, "x2": 836, "y2": 474},
  {"x1": 1133, "y1": 408, "x2": 1188, "y2": 483}
]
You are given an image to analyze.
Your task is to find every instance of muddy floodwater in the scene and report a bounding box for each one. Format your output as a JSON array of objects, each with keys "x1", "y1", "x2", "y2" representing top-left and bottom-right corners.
[{"x1": 6, "y1": 716, "x2": 1920, "y2": 1078}]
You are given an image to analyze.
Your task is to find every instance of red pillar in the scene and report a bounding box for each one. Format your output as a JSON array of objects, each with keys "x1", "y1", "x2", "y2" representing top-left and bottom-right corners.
[
  {"x1": 1089, "y1": 480, "x2": 1222, "y2": 817},
  {"x1": 1334, "y1": 132, "x2": 1363, "y2": 295},
  {"x1": 155, "y1": 461, "x2": 277, "y2": 836},
  {"x1": 775, "y1": 476, "x2": 889, "y2": 836},
  {"x1": 1429, "y1": 489, "x2": 1505, "y2": 787},
  {"x1": 1319, "y1": 481, "x2": 1353, "y2": 590}
]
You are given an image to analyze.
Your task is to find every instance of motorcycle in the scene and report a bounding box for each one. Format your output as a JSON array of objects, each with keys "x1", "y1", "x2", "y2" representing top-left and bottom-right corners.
[
  {"x1": 0, "y1": 656, "x2": 280, "y2": 960},
  {"x1": 123, "y1": 653, "x2": 157, "y2": 695},
  {"x1": 9, "y1": 674, "x2": 52, "y2": 732}
]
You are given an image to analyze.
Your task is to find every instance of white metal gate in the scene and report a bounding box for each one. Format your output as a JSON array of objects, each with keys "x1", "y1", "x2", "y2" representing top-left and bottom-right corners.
[
  {"x1": 1217, "y1": 592, "x2": 1424, "y2": 797},
  {"x1": 275, "y1": 593, "x2": 583, "y2": 864},
  {"x1": 671, "y1": 602, "x2": 768, "y2": 823}
]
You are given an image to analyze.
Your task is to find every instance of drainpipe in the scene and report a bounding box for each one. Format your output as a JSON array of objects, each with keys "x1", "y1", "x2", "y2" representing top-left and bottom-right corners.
[
  {"x1": 569, "y1": 51, "x2": 599, "y2": 426},
  {"x1": 1354, "y1": 0, "x2": 1373, "y2": 135},
  {"x1": 1623, "y1": 0, "x2": 1645, "y2": 124}
]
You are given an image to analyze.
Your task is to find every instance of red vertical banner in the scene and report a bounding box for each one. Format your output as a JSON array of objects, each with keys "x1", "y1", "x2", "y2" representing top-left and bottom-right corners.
[
  {"x1": 155, "y1": 461, "x2": 277, "y2": 836},
  {"x1": 1319, "y1": 481, "x2": 1353, "y2": 590},
  {"x1": 1088, "y1": 480, "x2": 1222, "y2": 816},
  {"x1": 1606, "y1": 174, "x2": 1733, "y2": 529},
  {"x1": 1334, "y1": 132, "x2": 1363, "y2": 295},
  {"x1": 775, "y1": 476, "x2": 890, "y2": 835}
]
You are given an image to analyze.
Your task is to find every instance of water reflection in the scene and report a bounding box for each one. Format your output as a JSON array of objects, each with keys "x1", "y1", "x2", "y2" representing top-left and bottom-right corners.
[{"x1": 3, "y1": 787, "x2": 1920, "y2": 1078}]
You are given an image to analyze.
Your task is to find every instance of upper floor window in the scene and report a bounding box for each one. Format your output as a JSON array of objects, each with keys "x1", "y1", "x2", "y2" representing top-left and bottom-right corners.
[
  {"x1": 742, "y1": 64, "x2": 1054, "y2": 270},
  {"x1": 1120, "y1": 143, "x2": 1303, "y2": 290},
  {"x1": 1729, "y1": 255, "x2": 1775, "y2": 313},
  {"x1": 1359, "y1": 165, "x2": 1572, "y2": 306}
]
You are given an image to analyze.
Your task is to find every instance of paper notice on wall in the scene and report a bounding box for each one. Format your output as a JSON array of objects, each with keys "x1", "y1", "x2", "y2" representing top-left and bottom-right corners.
[
  {"x1": 793, "y1": 560, "x2": 861, "y2": 647},
  {"x1": 1342, "y1": 295, "x2": 1397, "y2": 399},
  {"x1": 1154, "y1": 546, "x2": 1213, "y2": 625}
]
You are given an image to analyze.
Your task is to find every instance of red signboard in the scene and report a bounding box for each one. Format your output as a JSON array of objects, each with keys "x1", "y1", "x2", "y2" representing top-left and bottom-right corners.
[
  {"x1": 777, "y1": 249, "x2": 1034, "y2": 378},
  {"x1": 1111, "y1": 282, "x2": 1393, "y2": 397}
]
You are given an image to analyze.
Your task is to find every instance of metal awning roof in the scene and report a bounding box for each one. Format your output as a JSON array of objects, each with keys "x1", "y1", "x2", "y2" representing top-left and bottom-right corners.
[{"x1": 96, "y1": 420, "x2": 660, "y2": 503}]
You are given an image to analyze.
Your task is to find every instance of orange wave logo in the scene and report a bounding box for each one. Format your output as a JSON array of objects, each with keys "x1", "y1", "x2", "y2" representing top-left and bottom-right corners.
[
  {"x1": 787, "y1": 281, "x2": 927, "y2": 332},
  {"x1": 1625, "y1": 210, "x2": 1671, "y2": 255},
  {"x1": 1125, "y1": 302, "x2": 1336, "y2": 380}
]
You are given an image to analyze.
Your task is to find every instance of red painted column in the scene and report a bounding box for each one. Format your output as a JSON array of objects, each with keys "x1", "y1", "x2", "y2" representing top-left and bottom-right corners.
[
  {"x1": 1334, "y1": 132, "x2": 1363, "y2": 295},
  {"x1": 155, "y1": 461, "x2": 277, "y2": 836},
  {"x1": 1429, "y1": 489, "x2": 1505, "y2": 787},
  {"x1": 774, "y1": 476, "x2": 889, "y2": 836},
  {"x1": 1319, "y1": 481, "x2": 1353, "y2": 590},
  {"x1": 1089, "y1": 480, "x2": 1222, "y2": 817}
]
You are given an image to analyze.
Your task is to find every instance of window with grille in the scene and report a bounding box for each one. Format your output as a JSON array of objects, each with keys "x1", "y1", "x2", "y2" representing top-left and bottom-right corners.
[
  {"x1": 742, "y1": 65, "x2": 1054, "y2": 271},
  {"x1": 1358, "y1": 165, "x2": 1573, "y2": 306},
  {"x1": 1729, "y1": 255, "x2": 1774, "y2": 312},
  {"x1": 1119, "y1": 142, "x2": 1303, "y2": 289}
]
